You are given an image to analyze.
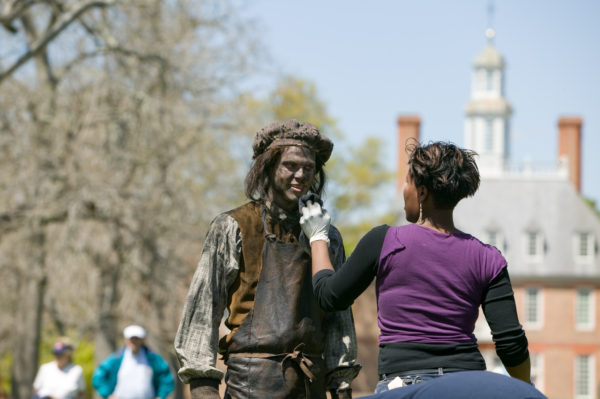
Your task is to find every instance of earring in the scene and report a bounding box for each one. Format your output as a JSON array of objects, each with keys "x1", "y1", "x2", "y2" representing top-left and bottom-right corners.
[{"x1": 418, "y1": 202, "x2": 423, "y2": 224}]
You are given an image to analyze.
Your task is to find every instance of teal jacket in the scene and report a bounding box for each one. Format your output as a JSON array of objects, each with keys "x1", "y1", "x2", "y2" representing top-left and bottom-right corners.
[{"x1": 92, "y1": 346, "x2": 174, "y2": 399}]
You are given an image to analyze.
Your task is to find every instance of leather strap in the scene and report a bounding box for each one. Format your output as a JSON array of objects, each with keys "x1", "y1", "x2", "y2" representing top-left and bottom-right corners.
[
  {"x1": 281, "y1": 344, "x2": 316, "y2": 383},
  {"x1": 227, "y1": 343, "x2": 320, "y2": 382}
]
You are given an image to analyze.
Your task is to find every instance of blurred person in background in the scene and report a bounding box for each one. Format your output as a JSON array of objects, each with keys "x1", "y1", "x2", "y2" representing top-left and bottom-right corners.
[
  {"x1": 300, "y1": 141, "x2": 532, "y2": 394},
  {"x1": 32, "y1": 337, "x2": 86, "y2": 399},
  {"x1": 92, "y1": 325, "x2": 173, "y2": 399},
  {"x1": 174, "y1": 119, "x2": 360, "y2": 399}
]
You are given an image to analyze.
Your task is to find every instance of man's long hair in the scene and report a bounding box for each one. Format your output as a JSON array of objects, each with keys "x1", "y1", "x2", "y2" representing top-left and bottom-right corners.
[{"x1": 244, "y1": 146, "x2": 327, "y2": 202}]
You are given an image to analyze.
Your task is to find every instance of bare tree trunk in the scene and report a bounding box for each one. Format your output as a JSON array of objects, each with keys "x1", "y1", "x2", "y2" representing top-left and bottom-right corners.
[
  {"x1": 10, "y1": 232, "x2": 46, "y2": 399},
  {"x1": 94, "y1": 262, "x2": 121, "y2": 363},
  {"x1": 94, "y1": 229, "x2": 126, "y2": 363}
]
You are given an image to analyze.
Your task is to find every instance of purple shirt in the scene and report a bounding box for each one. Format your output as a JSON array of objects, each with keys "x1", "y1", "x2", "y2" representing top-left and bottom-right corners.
[{"x1": 377, "y1": 224, "x2": 506, "y2": 345}]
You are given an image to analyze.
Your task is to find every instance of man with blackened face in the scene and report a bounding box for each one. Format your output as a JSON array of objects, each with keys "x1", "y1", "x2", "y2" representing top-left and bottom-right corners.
[{"x1": 175, "y1": 119, "x2": 360, "y2": 399}]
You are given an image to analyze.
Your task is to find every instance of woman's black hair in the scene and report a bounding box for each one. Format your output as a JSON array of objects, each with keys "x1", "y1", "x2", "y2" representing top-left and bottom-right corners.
[
  {"x1": 244, "y1": 145, "x2": 326, "y2": 202},
  {"x1": 406, "y1": 139, "x2": 480, "y2": 208}
]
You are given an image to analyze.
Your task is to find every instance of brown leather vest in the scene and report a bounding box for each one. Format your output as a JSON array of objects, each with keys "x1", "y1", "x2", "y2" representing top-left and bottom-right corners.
[
  {"x1": 220, "y1": 202, "x2": 302, "y2": 349},
  {"x1": 220, "y1": 202, "x2": 264, "y2": 348}
]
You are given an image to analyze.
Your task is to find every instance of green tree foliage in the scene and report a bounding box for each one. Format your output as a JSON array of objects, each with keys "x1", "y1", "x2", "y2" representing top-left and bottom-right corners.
[
  {"x1": 328, "y1": 137, "x2": 397, "y2": 252},
  {"x1": 269, "y1": 77, "x2": 340, "y2": 139},
  {"x1": 329, "y1": 137, "x2": 394, "y2": 212}
]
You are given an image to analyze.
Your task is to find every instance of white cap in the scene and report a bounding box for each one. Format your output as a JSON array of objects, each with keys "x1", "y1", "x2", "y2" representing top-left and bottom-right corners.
[{"x1": 123, "y1": 325, "x2": 146, "y2": 339}]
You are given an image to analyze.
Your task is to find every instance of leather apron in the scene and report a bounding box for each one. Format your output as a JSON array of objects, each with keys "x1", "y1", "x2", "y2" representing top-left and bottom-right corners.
[{"x1": 223, "y1": 208, "x2": 327, "y2": 399}]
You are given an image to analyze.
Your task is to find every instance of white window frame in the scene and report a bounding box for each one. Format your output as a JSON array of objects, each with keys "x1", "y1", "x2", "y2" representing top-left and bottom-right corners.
[
  {"x1": 524, "y1": 231, "x2": 544, "y2": 263},
  {"x1": 574, "y1": 354, "x2": 595, "y2": 399},
  {"x1": 524, "y1": 287, "x2": 543, "y2": 330},
  {"x1": 530, "y1": 352, "x2": 544, "y2": 393},
  {"x1": 575, "y1": 288, "x2": 595, "y2": 331},
  {"x1": 573, "y1": 232, "x2": 595, "y2": 264}
]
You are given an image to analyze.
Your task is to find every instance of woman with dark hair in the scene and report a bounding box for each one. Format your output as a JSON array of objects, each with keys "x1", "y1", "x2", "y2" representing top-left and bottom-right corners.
[{"x1": 300, "y1": 141, "x2": 533, "y2": 394}]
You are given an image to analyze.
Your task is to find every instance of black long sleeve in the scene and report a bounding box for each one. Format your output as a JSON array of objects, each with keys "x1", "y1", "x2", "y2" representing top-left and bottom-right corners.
[
  {"x1": 312, "y1": 225, "x2": 389, "y2": 311},
  {"x1": 481, "y1": 267, "x2": 529, "y2": 367}
]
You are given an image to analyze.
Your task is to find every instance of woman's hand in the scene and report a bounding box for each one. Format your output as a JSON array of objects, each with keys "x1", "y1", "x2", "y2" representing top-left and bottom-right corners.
[{"x1": 300, "y1": 200, "x2": 331, "y2": 245}]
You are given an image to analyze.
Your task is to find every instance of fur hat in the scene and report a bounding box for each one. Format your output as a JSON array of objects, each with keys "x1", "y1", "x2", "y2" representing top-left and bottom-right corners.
[{"x1": 252, "y1": 119, "x2": 333, "y2": 163}]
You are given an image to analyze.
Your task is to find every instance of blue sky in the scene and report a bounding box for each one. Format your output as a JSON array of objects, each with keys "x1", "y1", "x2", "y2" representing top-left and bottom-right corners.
[{"x1": 245, "y1": 0, "x2": 600, "y2": 207}]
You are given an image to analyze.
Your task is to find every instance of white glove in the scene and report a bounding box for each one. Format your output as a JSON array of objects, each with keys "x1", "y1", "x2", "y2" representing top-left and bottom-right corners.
[{"x1": 300, "y1": 200, "x2": 331, "y2": 245}]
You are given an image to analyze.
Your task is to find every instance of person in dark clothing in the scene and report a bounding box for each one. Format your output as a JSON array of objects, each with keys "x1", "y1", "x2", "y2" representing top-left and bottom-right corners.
[
  {"x1": 300, "y1": 141, "x2": 532, "y2": 394},
  {"x1": 174, "y1": 119, "x2": 360, "y2": 399}
]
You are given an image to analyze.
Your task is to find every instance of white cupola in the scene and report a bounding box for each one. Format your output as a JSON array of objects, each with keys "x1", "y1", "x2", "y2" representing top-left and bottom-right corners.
[{"x1": 464, "y1": 28, "x2": 512, "y2": 176}]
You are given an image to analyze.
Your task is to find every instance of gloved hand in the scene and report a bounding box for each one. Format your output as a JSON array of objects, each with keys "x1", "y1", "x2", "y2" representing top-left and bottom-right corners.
[
  {"x1": 190, "y1": 378, "x2": 220, "y2": 399},
  {"x1": 298, "y1": 192, "x2": 324, "y2": 213},
  {"x1": 300, "y1": 199, "x2": 331, "y2": 245},
  {"x1": 330, "y1": 388, "x2": 353, "y2": 399}
]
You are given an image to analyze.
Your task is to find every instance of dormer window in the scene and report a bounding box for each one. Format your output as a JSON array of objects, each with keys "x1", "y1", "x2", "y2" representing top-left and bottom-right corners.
[
  {"x1": 574, "y1": 232, "x2": 595, "y2": 264},
  {"x1": 525, "y1": 231, "x2": 544, "y2": 262}
]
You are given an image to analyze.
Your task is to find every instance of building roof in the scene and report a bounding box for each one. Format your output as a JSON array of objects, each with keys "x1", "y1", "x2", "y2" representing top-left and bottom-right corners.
[
  {"x1": 453, "y1": 177, "x2": 600, "y2": 279},
  {"x1": 474, "y1": 44, "x2": 505, "y2": 68}
]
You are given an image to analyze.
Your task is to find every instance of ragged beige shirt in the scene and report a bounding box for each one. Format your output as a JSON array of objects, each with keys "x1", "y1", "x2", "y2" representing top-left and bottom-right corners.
[{"x1": 174, "y1": 203, "x2": 360, "y2": 390}]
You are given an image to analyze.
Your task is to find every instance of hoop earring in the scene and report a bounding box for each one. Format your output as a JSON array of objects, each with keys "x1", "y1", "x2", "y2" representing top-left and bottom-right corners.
[{"x1": 418, "y1": 202, "x2": 423, "y2": 224}]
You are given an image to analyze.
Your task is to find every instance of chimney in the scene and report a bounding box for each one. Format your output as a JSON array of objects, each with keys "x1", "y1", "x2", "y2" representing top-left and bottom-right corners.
[
  {"x1": 397, "y1": 115, "x2": 421, "y2": 192},
  {"x1": 558, "y1": 116, "x2": 583, "y2": 192}
]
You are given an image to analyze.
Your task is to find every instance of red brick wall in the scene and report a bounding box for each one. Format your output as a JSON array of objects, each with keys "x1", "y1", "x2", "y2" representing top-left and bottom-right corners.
[{"x1": 514, "y1": 285, "x2": 600, "y2": 398}]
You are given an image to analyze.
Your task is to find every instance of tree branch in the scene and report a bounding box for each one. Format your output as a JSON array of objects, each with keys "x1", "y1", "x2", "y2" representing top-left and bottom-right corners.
[
  {"x1": 0, "y1": 208, "x2": 69, "y2": 237},
  {"x1": 0, "y1": 0, "x2": 37, "y2": 33},
  {"x1": 0, "y1": 0, "x2": 116, "y2": 84}
]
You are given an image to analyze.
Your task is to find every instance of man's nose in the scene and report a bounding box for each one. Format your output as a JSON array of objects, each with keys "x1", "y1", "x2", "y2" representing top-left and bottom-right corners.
[{"x1": 294, "y1": 167, "x2": 306, "y2": 179}]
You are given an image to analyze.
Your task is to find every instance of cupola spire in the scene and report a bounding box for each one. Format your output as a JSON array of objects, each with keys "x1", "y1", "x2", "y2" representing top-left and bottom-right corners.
[
  {"x1": 486, "y1": 0, "x2": 495, "y2": 44},
  {"x1": 464, "y1": 0, "x2": 512, "y2": 177}
]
